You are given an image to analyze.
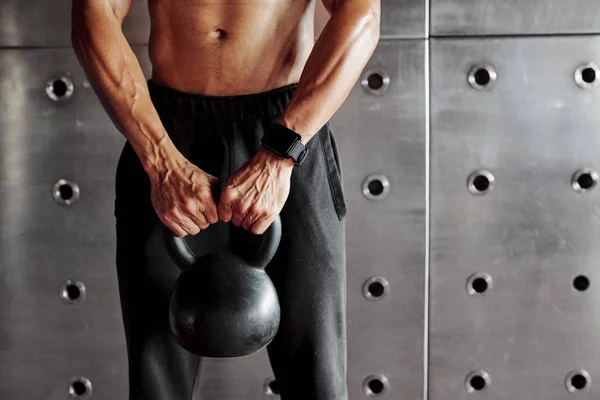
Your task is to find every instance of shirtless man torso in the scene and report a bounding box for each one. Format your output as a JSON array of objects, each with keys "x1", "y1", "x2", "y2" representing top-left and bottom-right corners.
[{"x1": 72, "y1": 1, "x2": 379, "y2": 398}]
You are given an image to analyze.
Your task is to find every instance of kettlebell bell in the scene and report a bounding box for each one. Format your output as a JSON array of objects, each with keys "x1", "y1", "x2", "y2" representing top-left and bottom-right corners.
[{"x1": 163, "y1": 216, "x2": 282, "y2": 358}]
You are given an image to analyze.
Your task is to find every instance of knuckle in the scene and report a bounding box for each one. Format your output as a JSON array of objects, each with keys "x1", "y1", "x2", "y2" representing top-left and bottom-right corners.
[
  {"x1": 221, "y1": 188, "x2": 235, "y2": 202},
  {"x1": 199, "y1": 188, "x2": 214, "y2": 200},
  {"x1": 248, "y1": 203, "x2": 260, "y2": 215},
  {"x1": 183, "y1": 198, "x2": 196, "y2": 210},
  {"x1": 218, "y1": 198, "x2": 230, "y2": 209},
  {"x1": 252, "y1": 211, "x2": 267, "y2": 222},
  {"x1": 185, "y1": 208, "x2": 199, "y2": 219},
  {"x1": 237, "y1": 209, "x2": 248, "y2": 219},
  {"x1": 167, "y1": 206, "x2": 179, "y2": 215},
  {"x1": 236, "y1": 201, "x2": 249, "y2": 213}
]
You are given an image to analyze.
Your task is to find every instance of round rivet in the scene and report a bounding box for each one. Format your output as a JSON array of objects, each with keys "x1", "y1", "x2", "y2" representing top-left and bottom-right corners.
[
  {"x1": 60, "y1": 280, "x2": 86, "y2": 304},
  {"x1": 69, "y1": 377, "x2": 92, "y2": 399},
  {"x1": 264, "y1": 377, "x2": 280, "y2": 397},
  {"x1": 565, "y1": 369, "x2": 592, "y2": 394},
  {"x1": 361, "y1": 68, "x2": 391, "y2": 96},
  {"x1": 46, "y1": 76, "x2": 74, "y2": 101},
  {"x1": 52, "y1": 179, "x2": 80, "y2": 206},
  {"x1": 571, "y1": 168, "x2": 598, "y2": 192},
  {"x1": 363, "y1": 374, "x2": 389, "y2": 397},
  {"x1": 574, "y1": 63, "x2": 599, "y2": 89},
  {"x1": 363, "y1": 277, "x2": 390, "y2": 301},
  {"x1": 362, "y1": 175, "x2": 390, "y2": 200},
  {"x1": 468, "y1": 64, "x2": 497, "y2": 91},
  {"x1": 467, "y1": 170, "x2": 495, "y2": 195},
  {"x1": 467, "y1": 273, "x2": 493, "y2": 296},
  {"x1": 465, "y1": 370, "x2": 491, "y2": 393},
  {"x1": 573, "y1": 275, "x2": 590, "y2": 292}
]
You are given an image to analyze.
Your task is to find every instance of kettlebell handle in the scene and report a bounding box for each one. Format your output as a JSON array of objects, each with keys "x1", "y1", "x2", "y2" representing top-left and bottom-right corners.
[{"x1": 163, "y1": 216, "x2": 282, "y2": 270}]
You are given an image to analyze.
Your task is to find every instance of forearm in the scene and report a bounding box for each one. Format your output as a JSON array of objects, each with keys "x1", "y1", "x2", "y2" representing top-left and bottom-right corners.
[
  {"x1": 71, "y1": 1, "x2": 179, "y2": 174},
  {"x1": 278, "y1": 0, "x2": 381, "y2": 144}
]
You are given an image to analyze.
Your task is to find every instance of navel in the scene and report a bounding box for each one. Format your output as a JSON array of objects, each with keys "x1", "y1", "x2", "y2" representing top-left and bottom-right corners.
[{"x1": 212, "y1": 29, "x2": 228, "y2": 39}]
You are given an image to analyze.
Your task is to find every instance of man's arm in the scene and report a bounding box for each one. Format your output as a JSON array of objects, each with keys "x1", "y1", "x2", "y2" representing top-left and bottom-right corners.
[
  {"x1": 220, "y1": 0, "x2": 380, "y2": 234},
  {"x1": 277, "y1": 0, "x2": 381, "y2": 143},
  {"x1": 71, "y1": 0, "x2": 179, "y2": 173},
  {"x1": 72, "y1": 0, "x2": 219, "y2": 237}
]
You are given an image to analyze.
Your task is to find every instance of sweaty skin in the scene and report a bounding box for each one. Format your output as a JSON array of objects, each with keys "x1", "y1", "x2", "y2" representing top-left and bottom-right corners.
[{"x1": 72, "y1": 0, "x2": 380, "y2": 236}]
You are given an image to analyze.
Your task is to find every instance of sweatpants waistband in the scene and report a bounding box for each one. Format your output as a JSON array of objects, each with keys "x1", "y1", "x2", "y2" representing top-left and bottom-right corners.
[{"x1": 147, "y1": 79, "x2": 297, "y2": 121}]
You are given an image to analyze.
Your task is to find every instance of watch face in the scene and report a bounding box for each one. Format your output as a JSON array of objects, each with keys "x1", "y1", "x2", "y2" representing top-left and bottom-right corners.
[{"x1": 266, "y1": 126, "x2": 300, "y2": 154}]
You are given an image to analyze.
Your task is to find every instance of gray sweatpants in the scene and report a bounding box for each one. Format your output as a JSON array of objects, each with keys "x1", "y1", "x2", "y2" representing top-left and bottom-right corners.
[{"x1": 114, "y1": 80, "x2": 348, "y2": 400}]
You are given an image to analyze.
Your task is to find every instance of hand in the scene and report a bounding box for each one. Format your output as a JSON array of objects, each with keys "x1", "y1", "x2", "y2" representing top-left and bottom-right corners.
[
  {"x1": 218, "y1": 147, "x2": 294, "y2": 234},
  {"x1": 148, "y1": 153, "x2": 220, "y2": 238}
]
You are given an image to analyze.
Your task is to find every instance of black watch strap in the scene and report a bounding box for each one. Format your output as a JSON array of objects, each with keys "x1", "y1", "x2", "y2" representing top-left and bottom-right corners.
[
  {"x1": 261, "y1": 124, "x2": 308, "y2": 166},
  {"x1": 288, "y1": 141, "x2": 308, "y2": 166}
]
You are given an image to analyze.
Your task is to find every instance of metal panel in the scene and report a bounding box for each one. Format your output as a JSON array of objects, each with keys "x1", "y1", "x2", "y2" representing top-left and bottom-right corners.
[
  {"x1": 381, "y1": 0, "x2": 427, "y2": 39},
  {"x1": 0, "y1": 47, "x2": 153, "y2": 400},
  {"x1": 431, "y1": 0, "x2": 600, "y2": 36},
  {"x1": 430, "y1": 37, "x2": 600, "y2": 400},
  {"x1": 330, "y1": 39, "x2": 426, "y2": 400},
  {"x1": 0, "y1": 0, "x2": 150, "y2": 47}
]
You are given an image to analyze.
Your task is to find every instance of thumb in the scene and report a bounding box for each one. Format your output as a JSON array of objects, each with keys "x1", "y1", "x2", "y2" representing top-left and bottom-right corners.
[{"x1": 218, "y1": 190, "x2": 234, "y2": 223}]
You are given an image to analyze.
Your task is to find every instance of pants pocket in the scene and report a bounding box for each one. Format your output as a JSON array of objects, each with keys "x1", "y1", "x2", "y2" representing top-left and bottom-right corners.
[{"x1": 319, "y1": 122, "x2": 348, "y2": 220}]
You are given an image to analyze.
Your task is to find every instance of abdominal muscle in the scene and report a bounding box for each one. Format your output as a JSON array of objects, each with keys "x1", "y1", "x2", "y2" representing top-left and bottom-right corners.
[{"x1": 147, "y1": 0, "x2": 316, "y2": 96}]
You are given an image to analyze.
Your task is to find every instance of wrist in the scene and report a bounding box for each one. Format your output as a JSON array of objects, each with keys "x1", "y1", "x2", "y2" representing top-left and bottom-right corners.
[
  {"x1": 258, "y1": 146, "x2": 295, "y2": 169},
  {"x1": 138, "y1": 139, "x2": 183, "y2": 177},
  {"x1": 260, "y1": 123, "x2": 309, "y2": 167},
  {"x1": 277, "y1": 114, "x2": 310, "y2": 145}
]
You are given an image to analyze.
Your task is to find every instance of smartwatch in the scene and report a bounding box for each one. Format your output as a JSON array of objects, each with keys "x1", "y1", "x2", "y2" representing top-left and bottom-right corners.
[{"x1": 260, "y1": 123, "x2": 308, "y2": 166}]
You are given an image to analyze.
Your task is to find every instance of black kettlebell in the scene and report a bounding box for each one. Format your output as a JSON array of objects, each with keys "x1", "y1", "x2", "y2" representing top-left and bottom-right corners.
[{"x1": 163, "y1": 216, "x2": 282, "y2": 358}]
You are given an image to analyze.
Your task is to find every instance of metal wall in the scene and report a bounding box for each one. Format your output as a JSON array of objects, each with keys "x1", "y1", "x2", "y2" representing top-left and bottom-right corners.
[
  {"x1": 429, "y1": 36, "x2": 600, "y2": 400},
  {"x1": 337, "y1": 40, "x2": 426, "y2": 400},
  {"x1": 2, "y1": 0, "x2": 600, "y2": 400},
  {"x1": 0, "y1": 46, "x2": 152, "y2": 400},
  {"x1": 428, "y1": 1, "x2": 600, "y2": 400}
]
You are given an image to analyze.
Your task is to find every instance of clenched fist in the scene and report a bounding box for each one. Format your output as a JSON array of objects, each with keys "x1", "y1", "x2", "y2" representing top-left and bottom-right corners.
[
  {"x1": 147, "y1": 153, "x2": 220, "y2": 238},
  {"x1": 218, "y1": 146, "x2": 294, "y2": 235}
]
